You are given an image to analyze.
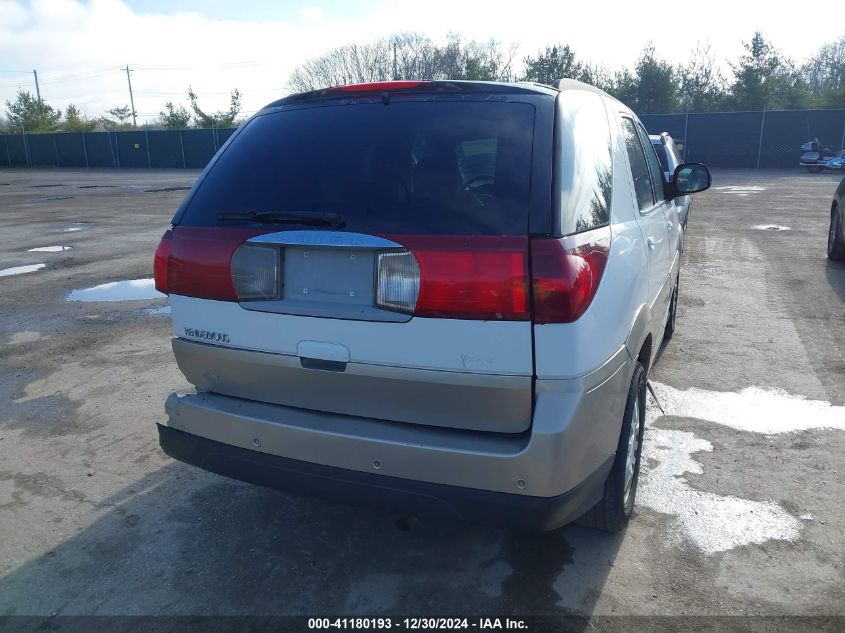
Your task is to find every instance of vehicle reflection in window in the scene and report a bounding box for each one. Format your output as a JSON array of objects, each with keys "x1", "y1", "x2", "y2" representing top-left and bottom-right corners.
[{"x1": 557, "y1": 90, "x2": 613, "y2": 235}]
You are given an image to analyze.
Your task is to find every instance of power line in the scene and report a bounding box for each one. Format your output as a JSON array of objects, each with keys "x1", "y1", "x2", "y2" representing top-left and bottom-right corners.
[{"x1": 40, "y1": 69, "x2": 122, "y2": 85}]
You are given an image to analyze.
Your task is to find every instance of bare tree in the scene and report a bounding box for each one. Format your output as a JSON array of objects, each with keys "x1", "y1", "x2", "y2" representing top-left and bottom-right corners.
[
  {"x1": 287, "y1": 33, "x2": 517, "y2": 92},
  {"x1": 803, "y1": 36, "x2": 845, "y2": 106}
]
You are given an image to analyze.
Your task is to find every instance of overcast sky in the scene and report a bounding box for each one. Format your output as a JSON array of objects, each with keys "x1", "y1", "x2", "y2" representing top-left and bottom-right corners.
[{"x1": 1, "y1": 0, "x2": 842, "y2": 124}]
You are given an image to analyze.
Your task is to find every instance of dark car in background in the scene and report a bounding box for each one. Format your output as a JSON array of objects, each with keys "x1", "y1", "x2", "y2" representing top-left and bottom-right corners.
[{"x1": 830, "y1": 177, "x2": 845, "y2": 260}]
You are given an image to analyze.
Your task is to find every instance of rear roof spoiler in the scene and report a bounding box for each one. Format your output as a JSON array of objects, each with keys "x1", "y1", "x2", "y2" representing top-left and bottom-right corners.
[{"x1": 266, "y1": 80, "x2": 557, "y2": 108}]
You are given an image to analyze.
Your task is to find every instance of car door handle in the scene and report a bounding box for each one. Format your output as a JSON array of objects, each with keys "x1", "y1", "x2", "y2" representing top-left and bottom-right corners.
[{"x1": 647, "y1": 237, "x2": 656, "y2": 250}]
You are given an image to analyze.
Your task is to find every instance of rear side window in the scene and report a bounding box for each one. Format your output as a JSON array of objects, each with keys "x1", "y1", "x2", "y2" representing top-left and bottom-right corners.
[
  {"x1": 621, "y1": 118, "x2": 655, "y2": 211},
  {"x1": 556, "y1": 91, "x2": 612, "y2": 234},
  {"x1": 180, "y1": 101, "x2": 536, "y2": 235}
]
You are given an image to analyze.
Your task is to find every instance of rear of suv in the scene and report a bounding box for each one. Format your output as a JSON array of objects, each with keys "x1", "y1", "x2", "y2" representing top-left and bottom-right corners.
[{"x1": 155, "y1": 79, "x2": 710, "y2": 532}]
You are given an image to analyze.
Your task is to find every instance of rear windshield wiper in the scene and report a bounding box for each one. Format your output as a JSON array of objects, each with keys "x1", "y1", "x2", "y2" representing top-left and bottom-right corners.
[{"x1": 217, "y1": 210, "x2": 346, "y2": 228}]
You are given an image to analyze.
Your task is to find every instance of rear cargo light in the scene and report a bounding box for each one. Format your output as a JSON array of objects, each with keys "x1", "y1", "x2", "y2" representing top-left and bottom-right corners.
[
  {"x1": 381, "y1": 236, "x2": 529, "y2": 320},
  {"x1": 330, "y1": 81, "x2": 432, "y2": 93},
  {"x1": 157, "y1": 227, "x2": 266, "y2": 302},
  {"x1": 530, "y1": 227, "x2": 610, "y2": 324},
  {"x1": 376, "y1": 251, "x2": 420, "y2": 313},
  {"x1": 231, "y1": 244, "x2": 280, "y2": 301}
]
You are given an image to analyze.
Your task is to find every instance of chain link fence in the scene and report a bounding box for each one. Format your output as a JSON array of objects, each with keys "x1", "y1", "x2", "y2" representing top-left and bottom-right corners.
[
  {"x1": 0, "y1": 127, "x2": 236, "y2": 169},
  {"x1": 640, "y1": 108, "x2": 845, "y2": 168},
  {"x1": 2, "y1": 108, "x2": 844, "y2": 170}
]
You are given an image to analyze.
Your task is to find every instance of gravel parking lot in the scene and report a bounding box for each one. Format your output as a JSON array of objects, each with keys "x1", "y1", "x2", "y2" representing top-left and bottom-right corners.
[{"x1": 0, "y1": 168, "x2": 843, "y2": 623}]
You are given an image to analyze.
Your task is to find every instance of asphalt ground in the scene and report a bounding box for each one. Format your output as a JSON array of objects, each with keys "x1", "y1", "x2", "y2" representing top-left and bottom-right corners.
[{"x1": 0, "y1": 168, "x2": 843, "y2": 626}]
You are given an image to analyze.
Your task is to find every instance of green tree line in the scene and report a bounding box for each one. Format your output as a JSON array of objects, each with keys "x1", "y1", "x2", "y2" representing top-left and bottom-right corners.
[{"x1": 1, "y1": 87, "x2": 242, "y2": 134}]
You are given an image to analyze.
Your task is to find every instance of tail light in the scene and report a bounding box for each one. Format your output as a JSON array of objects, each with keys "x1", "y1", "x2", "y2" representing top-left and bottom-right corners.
[
  {"x1": 153, "y1": 227, "x2": 265, "y2": 301},
  {"x1": 156, "y1": 229, "x2": 533, "y2": 320},
  {"x1": 153, "y1": 228, "x2": 173, "y2": 294},
  {"x1": 530, "y1": 227, "x2": 610, "y2": 324},
  {"x1": 378, "y1": 236, "x2": 529, "y2": 320}
]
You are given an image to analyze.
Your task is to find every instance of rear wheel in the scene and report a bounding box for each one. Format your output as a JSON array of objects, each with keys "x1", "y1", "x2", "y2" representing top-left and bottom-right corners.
[
  {"x1": 578, "y1": 361, "x2": 647, "y2": 532},
  {"x1": 807, "y1": 165, "x2": 823, "y2": 174},
  {"x1": 829, "y1": 208, "x2": 845, "y2": 261}
]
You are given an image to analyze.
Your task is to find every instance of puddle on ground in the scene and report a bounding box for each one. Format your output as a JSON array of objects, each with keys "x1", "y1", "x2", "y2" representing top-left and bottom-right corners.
[
  {"x1": 715, "y1": 185, "x2": 766, "y2": 195},
  {"x1": 648, "y1": 382, "x2": 845, "y2": 434},
  {"x1": 145, "y1": 186, "x2": 191, "y2": 193},
  {"x1": 49, "y1": 225, "x2": 87, "y2": 233},
  {"x1": 68, "y1": 279, "x2": 165, "y2": 302},
  {"x1": 0, "y1": 264, "x2": 46, "y2": 277},
  {"x1": 638, "y1": 381, "x2": 845, "y2": 553},
  {"x1": 144, "y1": 305, "x2": 171, "y2": 315},
  {"x1": 638, "y1": 425, "x2": 802, "y2": 555},
  {"x1": 27, "y1": 246, "x2": 71, "y2": 252},
  {"x1": 753, "y1": 224, "x2": 791, "y2": 231},
  {"x1": 8, "y1": 331, "x2": 43, "y2": 344}
]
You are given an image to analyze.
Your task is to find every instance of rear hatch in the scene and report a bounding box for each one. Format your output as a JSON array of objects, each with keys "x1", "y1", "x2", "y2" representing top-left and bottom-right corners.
[{"x1": 156, "y1": 83, "x2": 551, "y2": 433}]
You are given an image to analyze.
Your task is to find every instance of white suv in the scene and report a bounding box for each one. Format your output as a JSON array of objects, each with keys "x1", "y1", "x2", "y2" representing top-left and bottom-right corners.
[
  {"x1": 650, "y1": 132, "x2": 693, "y2": 230},
  {"x1": 154, "y1": 79, "x2": 710, "y2": 532}
]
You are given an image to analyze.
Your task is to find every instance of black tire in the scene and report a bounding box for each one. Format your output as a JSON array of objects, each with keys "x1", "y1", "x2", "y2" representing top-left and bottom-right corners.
[
  {"x1": 664, "y1": 277, "x2": 679, "y2": 340},
  {"x1": 807, "y1": 165, "x2": 823, "y2": 174},
  {"x1": 829, "y1": 207, "x2": 845, "y2": 261},
  {"x1": 578, "y1": 361, "x2": 647, "y2": 532}
]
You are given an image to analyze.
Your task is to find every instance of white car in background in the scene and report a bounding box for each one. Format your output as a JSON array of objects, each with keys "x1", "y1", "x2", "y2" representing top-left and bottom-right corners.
[{"x1": 651, "y1": 133, "x2": 692, "y2": 229}]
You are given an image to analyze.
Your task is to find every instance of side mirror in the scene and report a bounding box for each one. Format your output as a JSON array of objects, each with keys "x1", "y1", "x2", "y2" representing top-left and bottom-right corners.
[{"x1": 669, "y1": 163, "x2": 711, "y2": 199}]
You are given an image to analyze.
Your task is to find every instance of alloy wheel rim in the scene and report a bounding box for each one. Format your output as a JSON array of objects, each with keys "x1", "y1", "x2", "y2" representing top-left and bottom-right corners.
[{"x1": 623, "y1": 391, "x2": 642, "y2": 506}]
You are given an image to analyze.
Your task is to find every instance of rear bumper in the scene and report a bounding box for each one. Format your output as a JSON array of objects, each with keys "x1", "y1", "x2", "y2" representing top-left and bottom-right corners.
[
  {"x1": 159, "y1": 345, "x2": 632, "y2": 529},
  {"x1": 158, "y1": 424, "x2": 612, "y2": 531}
]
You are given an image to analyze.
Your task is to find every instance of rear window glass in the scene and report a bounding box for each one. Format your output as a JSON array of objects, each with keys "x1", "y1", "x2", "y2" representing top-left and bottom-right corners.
[{"x1": 180, "y1": 101, "x2": 536, "y2": 235}]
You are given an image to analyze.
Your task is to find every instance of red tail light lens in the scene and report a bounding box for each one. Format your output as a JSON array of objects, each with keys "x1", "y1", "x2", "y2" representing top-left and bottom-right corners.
[
  {"x1": 159, "y1": 227, "x2": 266, "y2": 301},
  {"x1": 384, "y1": 236, "x2": 529, "y2": 320},
  {"x1": 153, "y1": 228, "x2": 173, "y2": 294},
  {"x1": 531, "y1": 227, "x2": 611, "y2": 324}
]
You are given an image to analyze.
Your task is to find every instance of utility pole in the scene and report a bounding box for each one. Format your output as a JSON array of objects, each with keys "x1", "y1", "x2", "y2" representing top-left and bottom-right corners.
[
  {"x1": 121, "y1": 65, "x2": 137, "y2": 127},
  {"x1": 393, "y1": 41, "x2": 398, "y2": 80},
  {"x1": 33, "y1": 69, "x2": 42, "y2": 104}
]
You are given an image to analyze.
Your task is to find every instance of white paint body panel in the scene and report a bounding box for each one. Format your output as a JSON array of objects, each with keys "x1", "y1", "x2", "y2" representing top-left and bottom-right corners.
[
  {"x1": 534, "y1": 96, "x2": 666, "y2": 379},
  {"x1": 170, "y1": 294, "x2": 533, "y2": 376}
]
